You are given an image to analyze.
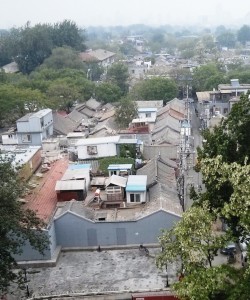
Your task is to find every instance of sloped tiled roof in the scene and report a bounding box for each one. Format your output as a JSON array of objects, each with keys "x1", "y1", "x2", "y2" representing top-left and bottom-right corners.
[
  {"x1": 67, "y1": 110, "x2": 84, "y2": 123},
  {"x1": 88, "y1": 49, "x2": 116, "y2": 61},
  {"x1": 53, "y1": 113, "x2": 80, "y2": 135},
  {"x1": 86, "y1": 98, "x2": 102, "y2": 110}
]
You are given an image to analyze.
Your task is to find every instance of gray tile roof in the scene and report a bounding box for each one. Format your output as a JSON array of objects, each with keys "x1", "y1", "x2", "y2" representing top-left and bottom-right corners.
[
  {"x1": 53, "y1": 113, "x2": 80, "y2": 136},
  {"x1": 67, "y1": 110, "x2": 84, "y2": 123},
  {"x1": 86, "y1": 98, "x2": 102, "y2": 110}
]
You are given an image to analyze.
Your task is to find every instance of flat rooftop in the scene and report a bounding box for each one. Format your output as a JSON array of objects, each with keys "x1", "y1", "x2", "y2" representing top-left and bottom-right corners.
[{"x1": 17, "y1": 248, "x2": 178, "y2": 299}]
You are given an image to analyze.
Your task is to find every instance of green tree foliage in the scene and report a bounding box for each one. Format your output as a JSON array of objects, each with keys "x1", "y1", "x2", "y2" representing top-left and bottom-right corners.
[
  {"x1": 15, "y1": 23, "x2": 54, "y2": 74},
  {"x1": 0, "y1": 28, "x2": 20, "y2": 67},
  {"x1": 115, "y1": 96, "x2": 137, "y2": 129},
  {"x1": 1, "y1": 20, "x2": 86, "y2": 74},
  {"x1": 95, "y1": 82, "x2": 122, "y2": 103},
  {"x1": 24, "y1": 68, "x2": 94, "y2": 104},
  {"x1": 85, "y1": 62, "x2": 104, "y2": 81},
  {"x1": 131, "y1": 77, "x2": 178, "y2": 103},
  {"x1": 40, "y1": 47, "x2": 85, "y2": 70},
  {"x1": 196, "y1": 93, "x2": 250, "y2": 233},
  {"x1": 157, "y1": 203, "x2": 227, "y2": 271},
  {"x1": 0, "y1": 84, "x2": 46, "y2": 126},
  {"x1": 199, "y1": 94, "x2": 250, "y2": 165},
  {"x1": 192, "y1": 63, "x2": 225, "y2": 92},
  {"x1": 0, "y1": 157, "x2": 49, "y2": 294},
  {"x1": 46, "y1": 79, "x2": 81, "y2": 113},
  {"x1": 201, "y1": 156, "x2": 250, "y2": 234},
  {"x1": 106, "y1": 63, "x2": 129, "y2": 95},
  {"x1": 216, "y1": 30, "x2": 236, "y2": 48},
  {"x1": 237, "y1": 25, "x2": 250, "y2": 45},
  {"x1": 52, "y1": 20, "x2": 86, "y2": 51},
  {"x1": 157, "y1": 203, "x2": 237, "y2": 300},
  {"x1": 227, "y1": 69, "x2": 250, "y2": 84}
]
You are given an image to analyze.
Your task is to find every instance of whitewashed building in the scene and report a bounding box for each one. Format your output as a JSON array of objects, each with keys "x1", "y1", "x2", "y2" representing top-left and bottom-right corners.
[
  {"x1": 126, "y1": 175, "x2": 147, "y2": 204},
  {"x1": 76, "y1": 136, "x2": 120, "y2": 160}
]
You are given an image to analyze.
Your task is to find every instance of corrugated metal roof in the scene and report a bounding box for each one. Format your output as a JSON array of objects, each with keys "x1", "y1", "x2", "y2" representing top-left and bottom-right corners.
[
  {"x1": 126, "y1": 175, "x2": 147, "y2": 192},
  {"x1": 61, "y1": 169, "x2": 89, "y2": 180},
  {"x1": 55, "y1": 180, "x2": 85, "y2": 191},
  {"x1": 108, "y1": 164, "x2": 133, "y2": 170},
  {"x1": 105, "y1": 175, "x2": 127, "y2": 187},
  {"x1": 68, "y1": 164, "x2": 91, "y2": 170}
]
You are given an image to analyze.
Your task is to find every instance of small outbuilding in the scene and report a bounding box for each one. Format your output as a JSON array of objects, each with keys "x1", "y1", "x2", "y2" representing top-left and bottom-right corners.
[{"x1": 126, "y1": 175, "x2": 147, "y2": 204}]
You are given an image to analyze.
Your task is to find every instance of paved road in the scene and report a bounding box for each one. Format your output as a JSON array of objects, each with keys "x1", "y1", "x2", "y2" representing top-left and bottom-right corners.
[{"x1": 184, "y1": 101, "x2": 203, "y2": 210}]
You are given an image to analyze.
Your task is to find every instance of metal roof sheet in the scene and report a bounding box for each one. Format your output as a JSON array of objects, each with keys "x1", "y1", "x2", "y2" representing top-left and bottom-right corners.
[
  {"x1": 68, "y1": 164, "x2": 91, "y2": 170},
  {"x1": 105, "y1": 175, "x2": 127, "y2": 187},
  {"x1": 61, "y1": 169, "x2": 89, "y2": 181},
  {"x1": 126, "y1": 175, "x2": 147, "y2": 191},
  {"x1": 55, "y1": 180, "x2": 85, "y2": 191},
  {"x1": 108, "y1": 164, "x2": 132, "y2": 170}
]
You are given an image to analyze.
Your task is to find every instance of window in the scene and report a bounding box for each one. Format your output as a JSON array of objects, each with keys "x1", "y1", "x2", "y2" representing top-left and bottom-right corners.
[
  {"x1": 87, "y1": 145, "x2": 98, "y2": 155},
  {"x1": 145, "y1": 112, "x2": 151, "y2": 118},
  {"x1": 22, "y1": 134, "x2": 31, "y2": 143},
  {"x1": 130, "y1": 193, "x2": 141, "y2": 202}
]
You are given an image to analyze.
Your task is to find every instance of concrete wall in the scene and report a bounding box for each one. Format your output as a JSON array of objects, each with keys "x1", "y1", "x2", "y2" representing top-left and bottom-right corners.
[
  {"x1": 17, "y1": 132, "x2": 43, "y2": 146},
  {"x1": 15, "y1": 229, "x2": 53, "y2": 261},
  {"x1": 54, "y1": 210, "x2": 180, "y2": 247},
  {"x1": 77, "y1": 143, "x2": 117, "y2": 160}
]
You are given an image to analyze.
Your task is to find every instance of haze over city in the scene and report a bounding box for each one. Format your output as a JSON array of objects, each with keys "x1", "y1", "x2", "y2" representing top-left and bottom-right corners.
[{"x1": 1, "y1": 0, "x2": 250, "y2": 29}]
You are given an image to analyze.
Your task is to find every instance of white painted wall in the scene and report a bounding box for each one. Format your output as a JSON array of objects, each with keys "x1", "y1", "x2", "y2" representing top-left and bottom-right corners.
[
  {"x1": 77, "y1": 143, "x2": 117, "y2": 159},
  {"x1": 126, "y1": 191, "x2": 146, "y2": 203}
]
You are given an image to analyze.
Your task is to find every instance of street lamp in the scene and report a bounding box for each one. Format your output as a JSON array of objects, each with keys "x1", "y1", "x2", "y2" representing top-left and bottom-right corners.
[{"x1": 23, "y1": 268, "x2": 30, "y2": 298}]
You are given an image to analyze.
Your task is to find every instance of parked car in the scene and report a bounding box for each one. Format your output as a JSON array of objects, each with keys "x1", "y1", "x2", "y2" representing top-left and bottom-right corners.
[{"x1": 220, "y1": 243, "x2": 236, "y2": 255}]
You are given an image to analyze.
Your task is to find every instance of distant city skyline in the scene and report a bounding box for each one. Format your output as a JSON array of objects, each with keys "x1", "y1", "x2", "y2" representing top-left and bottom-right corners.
[{"x1": 1, "y1": 0, "x2": 250, "y2": 29}]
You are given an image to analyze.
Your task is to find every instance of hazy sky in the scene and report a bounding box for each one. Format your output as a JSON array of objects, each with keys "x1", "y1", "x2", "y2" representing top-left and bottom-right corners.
[{"x1": 1, "y1": 0, "x2": 250, "y2": 29}]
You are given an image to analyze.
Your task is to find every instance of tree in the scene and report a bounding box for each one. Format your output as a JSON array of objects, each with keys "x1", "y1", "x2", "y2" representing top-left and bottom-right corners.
[
  {"x1": 46, "y1": 79, "x2": 81, "y2": 113},
  {"x1": 196, "y1": 93, "x2": 250, "y2": 234},
  {"x1": 40, "y1": 46, "x2": 85, "y2": 70},
  {"x1": 95, "y1": 82, "x2": 122, "y2": 103},
  {"x1": 131, "y1": 77, "x2": 178, "y2": 103},
  {"x1": 157, "y1": 202, "x2": 237, "y2": 300},
  {"x1": 237, "y1": 25, "x2": 250, "y2": 45},
  {"x1": 200, "y1": 156, "x2": 250, "y2": 234},
  {"x1": 216, "y1": 31, "x2": 236, "y2": 48},
  {"x1": 0, "y1": 84, "x2": 46, "y2": 126},
  {"x1": 192, "y1": 63, "x2": 224, "y2": 92},
  {"x1": 52, "y1": 20, "x2": 86, "y2": 51},
  {"x1": 84, "y1": 62, "x2": 104, "y2": 81},
  {"x1": 106, "y1": 63, "x2": 129, "y2": 95},
  {"x1": 198, "y1": 93, "x2": 250, "y2": 165},
  {"x1": 15, "y1": 23, "x2": 54, "y2": 74},
  {"x1": 7, "y1": 20, "x2": 86, "y2": 74},
  {"x1": 115, "y1": 97, "x2": 137, "y2": 129},
  {"x1": 0, "y1": 157, "x2": 49, "y2": 294}
]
